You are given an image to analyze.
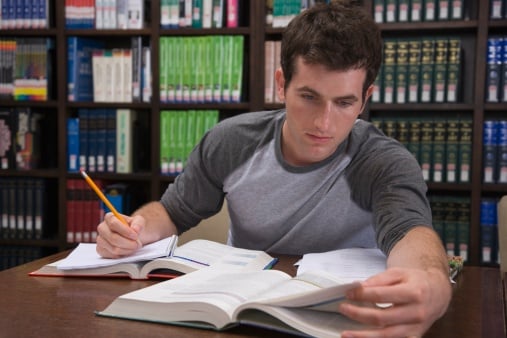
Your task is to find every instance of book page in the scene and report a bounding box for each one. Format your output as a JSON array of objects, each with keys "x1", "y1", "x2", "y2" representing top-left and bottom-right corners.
[
  {"x1": 296, "y1": 248, "x2": 386, "y2": 283},
  {"x1": 56, "y1": 235, "x2": 177, "y2": 270},
  {"x1": 172, "y1": 239, "x2": 275, "y2": 270},
  {"x1": 98, "y1": 268, "x2": 291, "y2": 329}
]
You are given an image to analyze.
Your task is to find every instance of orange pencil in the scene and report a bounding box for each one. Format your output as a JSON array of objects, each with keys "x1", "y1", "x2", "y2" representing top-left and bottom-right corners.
[{"x1": 80, "y1": 170, "x2": 128, "y2": 226}]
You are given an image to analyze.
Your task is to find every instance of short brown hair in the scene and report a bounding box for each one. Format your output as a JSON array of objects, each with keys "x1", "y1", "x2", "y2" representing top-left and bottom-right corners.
[{"x1": 280, "y1": 1, "x2": 382, "y2": 96}]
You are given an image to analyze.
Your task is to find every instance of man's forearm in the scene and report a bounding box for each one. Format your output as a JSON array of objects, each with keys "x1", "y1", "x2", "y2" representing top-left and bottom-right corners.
[
  {"x1": 387, "y1": 226, "x2": 449, "y2": 275},
  {"x1": 132, "y1": 201, "x2": 178, "y2": 244}
]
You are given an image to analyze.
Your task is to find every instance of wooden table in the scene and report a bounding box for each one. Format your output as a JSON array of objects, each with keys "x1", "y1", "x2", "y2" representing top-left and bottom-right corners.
[{"x1": 0, "y1": 252, "x2": 504, "y2": 338}]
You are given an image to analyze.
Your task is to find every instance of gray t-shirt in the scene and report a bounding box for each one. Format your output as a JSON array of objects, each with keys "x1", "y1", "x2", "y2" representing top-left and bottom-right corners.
[{"x1": 160, "y1": 109, "x2": 432, "y2": 255}]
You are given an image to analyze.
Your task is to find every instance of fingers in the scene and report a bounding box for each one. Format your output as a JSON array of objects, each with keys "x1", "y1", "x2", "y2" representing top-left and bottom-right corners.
[{"x1": 96, "y1": 212, "x2": 142, "y2": 258}]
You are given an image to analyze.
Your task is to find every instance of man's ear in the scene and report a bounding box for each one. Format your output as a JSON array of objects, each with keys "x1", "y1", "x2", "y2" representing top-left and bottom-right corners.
[
  {"x1": 275, "y1": 68, "x2": 286, "y2": 102},
  {"x1": 360, "y1": 84, "x2": 374, "y2": 113}
]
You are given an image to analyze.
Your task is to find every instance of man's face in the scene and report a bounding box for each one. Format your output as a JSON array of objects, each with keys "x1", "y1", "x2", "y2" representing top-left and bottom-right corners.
[{"x1": 275, "y1": 58, "x2": 372, "y2": 166}]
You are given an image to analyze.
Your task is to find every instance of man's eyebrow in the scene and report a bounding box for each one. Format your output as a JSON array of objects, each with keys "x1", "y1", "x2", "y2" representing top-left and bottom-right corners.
[{"x1": 296, "y1": 86, "x2": 359, "y2": 101}]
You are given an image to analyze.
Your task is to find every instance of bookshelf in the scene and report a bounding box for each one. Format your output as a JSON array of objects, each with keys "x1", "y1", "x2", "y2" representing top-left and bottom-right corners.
[{"x1": 0, "y1": 0, "x2": 506, "y2": 267}]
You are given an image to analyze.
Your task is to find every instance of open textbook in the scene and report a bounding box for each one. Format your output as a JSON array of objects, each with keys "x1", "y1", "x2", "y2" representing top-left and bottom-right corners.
[
  {"x1": 29, "y1": 237, "x2": 277, "y2": 279},
  {"x1": 97, "y1": 268, "x2": 377, "y2": 338}
]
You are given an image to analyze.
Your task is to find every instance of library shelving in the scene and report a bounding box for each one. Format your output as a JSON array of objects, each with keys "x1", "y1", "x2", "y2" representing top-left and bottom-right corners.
[{"x1": 0, "y1": 0, "x2": 506, "y2": 268}]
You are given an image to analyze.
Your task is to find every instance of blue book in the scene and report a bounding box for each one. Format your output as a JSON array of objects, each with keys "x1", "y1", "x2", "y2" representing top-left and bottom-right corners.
[
  {"x1": 96, "y1": 109, "x2": 107, "y2": 172},
  {"x1": 483, "y1": 120, "x2": 499, "y2": 183},
  {"x1": 67, "y1": 118, "x2": 80, "y2": 172},
  {"x1": 67, "y1": 37, "x2": 105, "y2": 102},
  {"x1": 497, "y1": 120, "x2": 507, "y2": 183},
  {"x1": 105, "y1": 109, "x2": 116, "y2": 173},
  {"x1": 78, "y1": 109, "x2": 89, "y2": 171},
  {"x1": 87, "y1": 109, "x2": 98, "y2": 173},
  {"x1": 480, "y1": 199, "x2": 498, "y2": 264},
  {"x1": 485, "y1": 37, "x2": 503, "y2": 103}
]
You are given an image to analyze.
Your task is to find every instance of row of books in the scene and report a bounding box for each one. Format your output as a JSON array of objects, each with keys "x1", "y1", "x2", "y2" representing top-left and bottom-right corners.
[
  {"x1": 264, "y1": 40, "x2": 282, "y2": 104},
  {"x1": 485, "y1": 36, "x2": 507, "y2": 103},
  {"x1": 0, "y1": 107, "x2": 54, "y2": 171},
  {"x1": 67, "y1": 36, "x2": 151, "y2": 103},
  {"x1": 373, "y1": 0, "x2": 465, "y2": 23},
  {"x1": 160, "y1": 0, "x2": 240, "y2": 29},
  {"x1": 480, "y1": 198, "x2": 501, "y2": 264},
  {"x1": 0, "y1": 37, "x2": 54, "y2": 101},
  {"x1": 483, "y1": 120, "x2": 507, "y2": 184},
  {"x1": 371, "y1": 116, "x2": 472, "y2": 183},
  {"x1": 372, "y1": 36, "x2": 462, "y2": 104},
  {"x1": 265, "y1": 0, "x2": 334, "y2": 28},
  {"x1": 0, "y1": 178, "x2": 46, "y2": 241},
  {"x1": 429, "y1": 195, "x2": 470, "y2": 262},
  {"x1": 160, "y1": 110, "x2": 219, "y2": 175},
  {"x1": 66, "y1": 178, "x2": 103, "y2": 243},
  {"x1": 491, "y1": 0, "x2": 507, "y2": 19},
  {"x1": 67, "y1": 108, "x2": 149, "y2": 174},
  {"x1": 0, "y1": 0, "x2": 50, "y2": 29},
  {"x1": 159, "y1": 35, "x2": 243, "y2": 104},
  {"x1": 0, "y1": 246, "x2": 45, "y2": 271},
  {"x1": 65, "y1": 0, "x2": 145, "y2": 29}
]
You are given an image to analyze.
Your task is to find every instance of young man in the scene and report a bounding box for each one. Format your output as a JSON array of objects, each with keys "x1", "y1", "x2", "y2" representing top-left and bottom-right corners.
[{"x1": 96, "y1": 1, "x2": 452, "y2": 337}]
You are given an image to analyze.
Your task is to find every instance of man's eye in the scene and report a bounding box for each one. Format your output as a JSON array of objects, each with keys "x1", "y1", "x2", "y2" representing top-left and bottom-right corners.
[
  {"x1": 337, "y1": 101, "x2": 353, "y2": 107},
  {"x1": 301, "y1": 93, "x2": 315, "y2": 100}
]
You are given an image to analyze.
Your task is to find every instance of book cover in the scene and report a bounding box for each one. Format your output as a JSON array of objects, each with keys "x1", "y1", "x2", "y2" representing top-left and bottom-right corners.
[
  {"x1": 444, "y1": 197, "x2": 458, "y2": 257},
  {"x1": 230, "y1": 35, "x2": 244, "y2": 103},
  {"x1": 226, "y1": 0, "x2": 238, "y2": 27},
  {"x1": 479, "y1": 199, "x2": 497, "y2": 264},
  {"x1": 437, "y1": 0, "x2": 450, "y2": 20},
  {"x1": 424, "y1": 0, "x2": 437, "y2": 21},
  {"x1": 385, "y1": 0, "x2": 397, "y2": 23},
  {"x1": 410, "y1": 0, "x2": 423, "y2": 21},
  {"x1": 191, "y1": 0, "x2": 203, "y2": 28},
  {"x1": 373, "y1": 0, "x2": 385, "y2": 23},
  {"x1": 398, "y1": 0, "x2": 409, "y2": 22},
  {"x1": 456, "y1": 197, "x2": 470, "y2": 262},
  {"x1": 407, "y1": 118, "x2": 422, "y2": 164},
  {"x1": 127, "y1": 0, "x2": 144, "y2": 29}
]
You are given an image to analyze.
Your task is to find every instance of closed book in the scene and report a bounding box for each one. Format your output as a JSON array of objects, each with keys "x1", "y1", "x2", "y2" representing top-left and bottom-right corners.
[
  {"x1": 67, "y1": 118, "x2": 80, "y2": 172},
  {"x1": 431, "y1": 119, "x2": 446, "y2": 183},
  {"x1": 444, "y1": 197, "x2": 458, "y2": 256},
  {"x1": 456, "y1": 197, "x2": 470, "y2": 262},
  {"x1": 407, "y1": 39, "x2": 422, "y2": 103},
  {"x1": 497, "y1": 120, "x2": 507, "y2": 183},
  {"x1": 433, "y1": 38, "x2": 448, "y2": 103},
  {"x1": 66, "y1": 179, "x2": 77, "y2": 243},
  {"x1": 78, "y1": 108, "x2": 89, "y2": 171},
  {"x1": 445, "y1": 117, "x2": 459, "y2": 183},
  {"x1": 382, "y1": 39, "x2": 397, "y2": 104},
  {"x1": 458, "y1": 117, "x2": 472, "y2": 183},
  {"x1": 485, "y1": 37, "x2": 502, "y2": 103},
  {"x1": 446, "y1": 37, "x2": 461, "y2": 103},
  {"x1": 105, "y1": 109, "x2": 116, "y2": 173},
  {"x1": 68, "y1": 37, "x2": 104, "y2": 102},
  {"x1": 395, "y1": 39, "x2": 409, "y2": 104},
  {"x1": 483, "y1": 120, "x2": 498, "y2": 183},
  {"x1": 420, "y1": 38, "x2": 435, "y2": 103}
]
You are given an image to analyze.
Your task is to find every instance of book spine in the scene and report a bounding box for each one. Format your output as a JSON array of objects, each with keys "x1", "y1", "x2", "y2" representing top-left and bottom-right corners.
[
  {"x1": 433, "y1": 37, "x2": 448, "y2": 103},
  {"x1": 446, "y1": 37, "x2": 461, "y2": 103},
  {"x1": 395, "y1": 39, "x2": 408, "y2": 104},
  {"x1": 66, "y1": 179, "x2": 76, "y2": 243},
  {"x1": 226, "y1": 0, "x2": 238, "y2": 28},
  {"x1": 382, "y1": 39, "x2": 396, "y2": 104},
  {"x1": 431, "y1": 119, "x2": 446, "y2": 183},
  {"x1": 420, "y1": 38, "x2": 435, "y2": 103},
  {"x1": 497, "y1": 120, "x2": 507, "y2": 183},
  {"x1": 373, "y1": 0, "x2": 384, "y2": 23},
  {"x1": 407, "y1": 39, "x2": 421, "y2": 103},
  {"x1": 480, "y1": 198, "x2": 498, "y2": 264},
  {"x1": 458, "y1": 117, "x2": 472, "y2": 183},
  {"x1": 419, "y1": 118, "x2": 434, "y2": 181},
  {"x1": 485, "y1": 37, "x2": 502, "y2": 103},
  {"x1": 456, "y1": 197, "x2": 470, "y2": 262},
  {"x1": 444, "y1": 197, "x2": 458, "y2": 256},
  {"x1": 78, "y1": 108, "x2": 89, "y2": 171},
  {"x1": 445, "y1": 117, "x2": 459, "y2": 183},
  {"x1": 483, "y1": 120, "x2": 498, "y2": 183}
]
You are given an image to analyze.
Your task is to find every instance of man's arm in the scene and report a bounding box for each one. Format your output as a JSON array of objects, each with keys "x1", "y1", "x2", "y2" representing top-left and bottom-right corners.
[
  {"x1": 96, "y1": 201, "x2": 178, "y2": 258},
  {"x1": 338, "y1": 226, "x2": 452, "y2": 338}
]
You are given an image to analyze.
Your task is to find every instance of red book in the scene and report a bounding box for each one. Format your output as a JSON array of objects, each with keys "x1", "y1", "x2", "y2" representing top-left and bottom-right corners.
[{"x1": 226, "y1": 0, "x2": 238, "y2": 28}]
